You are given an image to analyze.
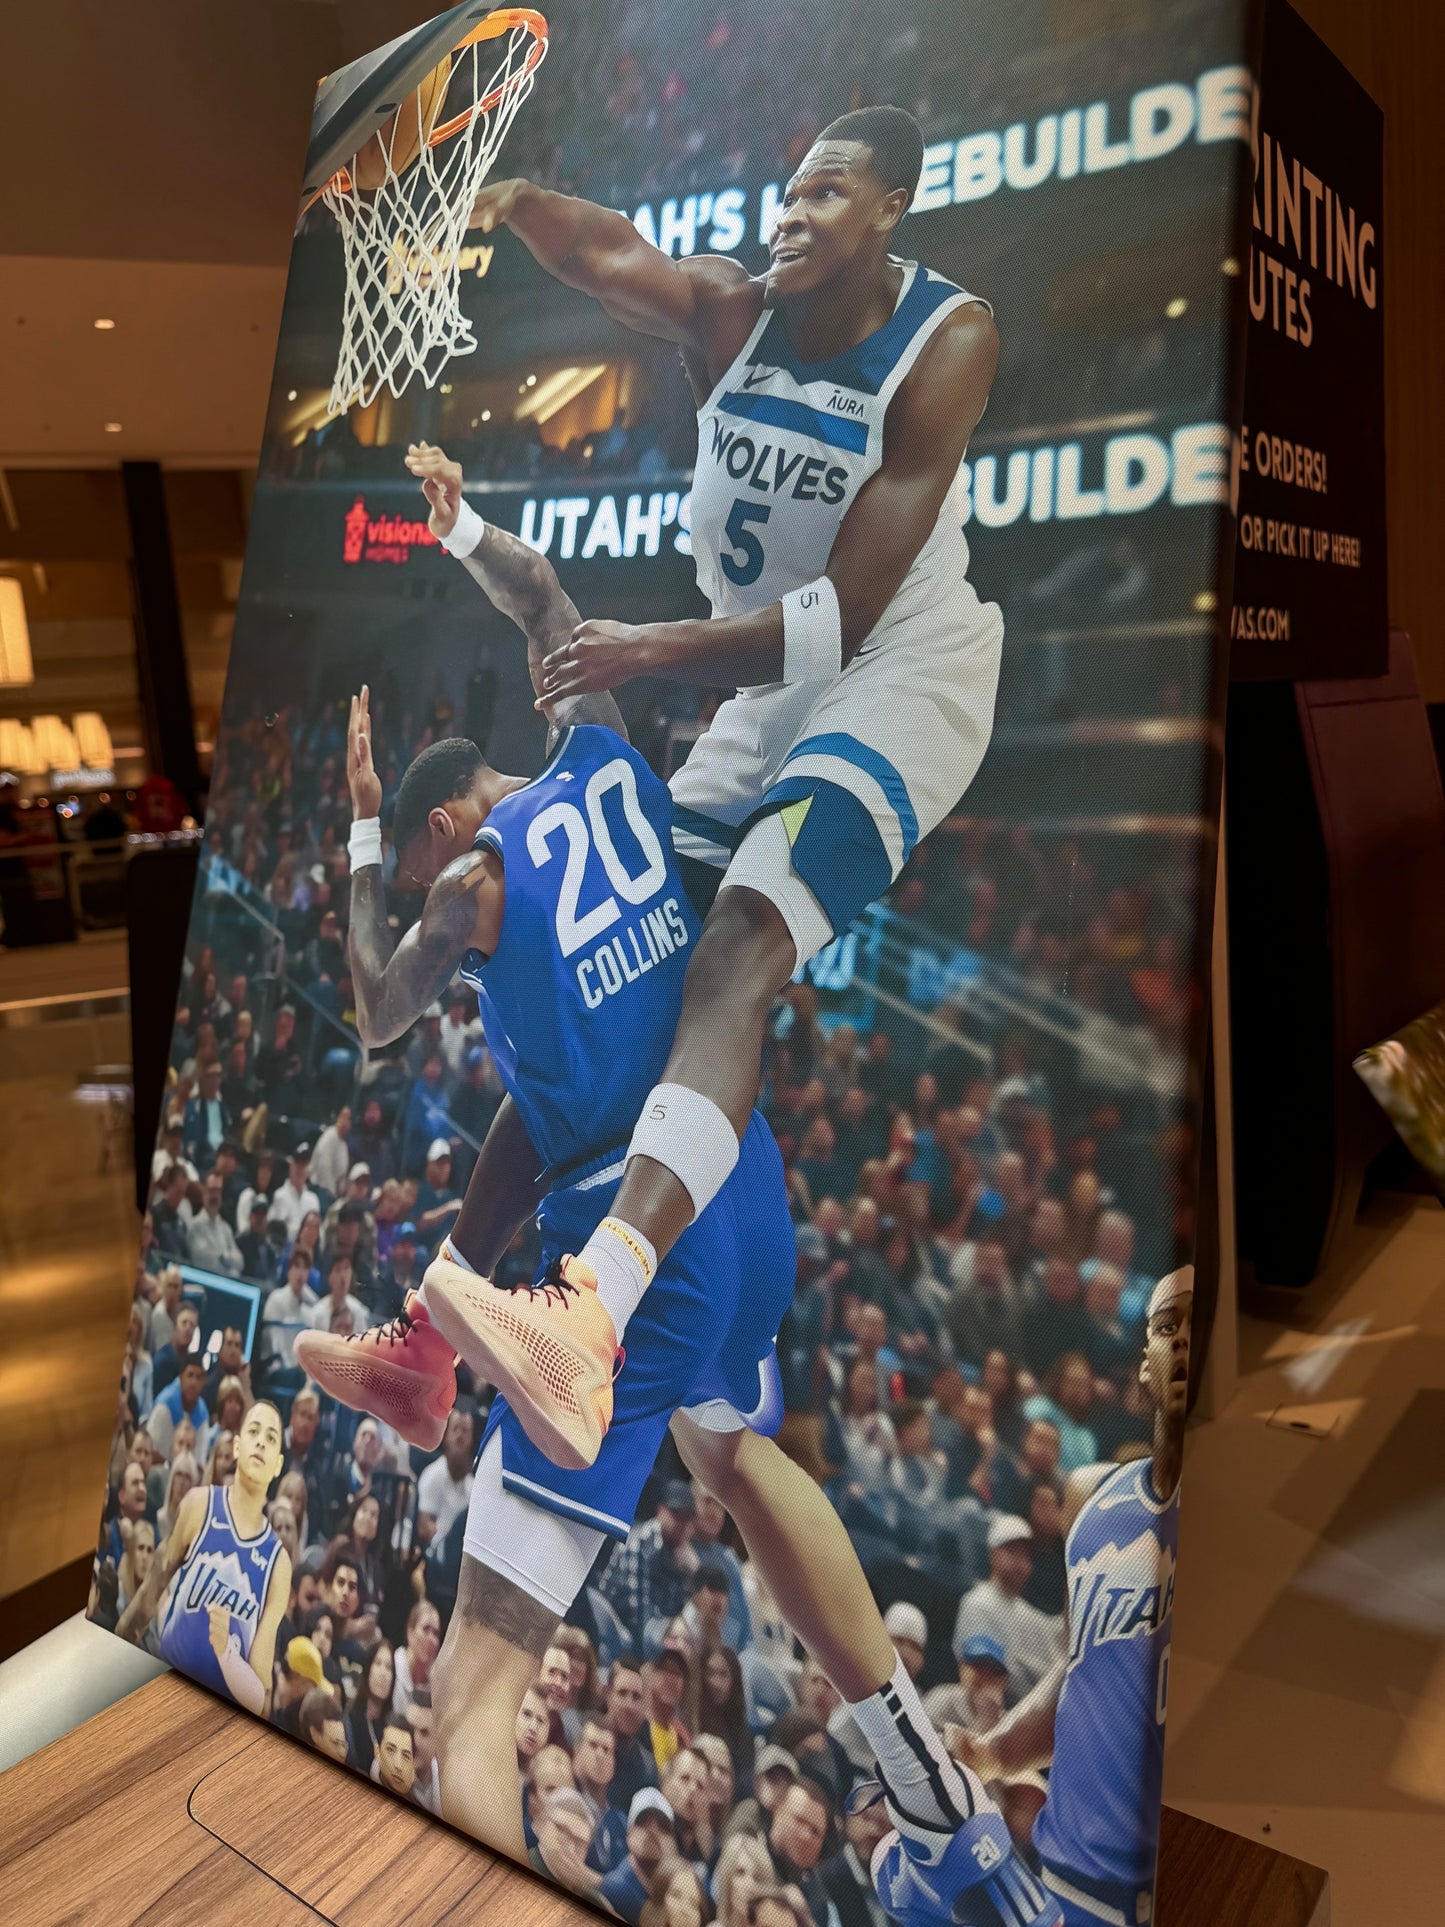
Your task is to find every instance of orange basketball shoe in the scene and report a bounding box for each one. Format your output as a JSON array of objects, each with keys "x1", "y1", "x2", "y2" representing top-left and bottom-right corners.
[
  {"x1": 294, "y1": 1293, "x2": 457, "y2": 1452},
  {"x1": 422, "y1": 1252, "x2": 619, "y2": 1472}
]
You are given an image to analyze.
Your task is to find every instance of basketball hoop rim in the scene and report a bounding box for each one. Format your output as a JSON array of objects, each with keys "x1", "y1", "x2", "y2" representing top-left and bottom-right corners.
[{"x1": 316, "y1": 8, "x2": 548, "y2": 203}]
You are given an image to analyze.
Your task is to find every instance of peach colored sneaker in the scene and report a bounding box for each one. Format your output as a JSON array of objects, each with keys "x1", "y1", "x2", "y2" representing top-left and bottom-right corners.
[
  {"x1": 422, "y1": 1252, "x2": 618, "y2": 1471},
  {"x1": 294, "y1": 1292, "x2": 457, "y2": 1452}
]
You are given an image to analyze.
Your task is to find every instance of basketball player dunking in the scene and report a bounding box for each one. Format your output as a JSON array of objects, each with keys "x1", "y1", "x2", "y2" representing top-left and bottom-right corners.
[
  {"x1": 298, "y1": 449, "x2": 1059, "y2": 1925},
  {"x1": 426, "y1": 104, "x2": 1004, "y2": 1471},
  {"x1": 944, "y1": 1271, "x2": 1194, "y2": 1927},
  {"x1": 116, "y1": 1401, "x2": 290, "y2": 1717}
]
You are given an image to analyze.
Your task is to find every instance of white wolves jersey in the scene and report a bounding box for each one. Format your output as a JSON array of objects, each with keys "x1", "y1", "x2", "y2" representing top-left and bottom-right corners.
[
  {"x1": 157, "y1": 1486, "x2": 282, "y2": 1697},
  {"x1": 1034, "y1": 1458, "x2": 1179, "y2": 1899},
  {"x1": 690, "y1": 260, "x2": 990, "y2": 637},
  {"x1": 457, "y1": 724, "x2": 701, "y2": 1171}
]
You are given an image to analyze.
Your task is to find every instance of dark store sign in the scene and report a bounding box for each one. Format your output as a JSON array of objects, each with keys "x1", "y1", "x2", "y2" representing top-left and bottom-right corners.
[{"x1": 1230, "y1": 0, "x2": 1385, "y2": 680}]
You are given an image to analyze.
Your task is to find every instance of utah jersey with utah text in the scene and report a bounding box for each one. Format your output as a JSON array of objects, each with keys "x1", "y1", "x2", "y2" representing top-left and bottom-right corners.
[
  {"x1": 458, "y1": 725, "x2": 701, "y2": 1171},
  {"x1": 157, "y1": 1485, "x2": 283, "y2": 1698},
  {"x1": 1034, "y1": 1458, "x2": 1179, "y2": 1891},
  {"x1": 689, "y1": 260, "x2": 991, "y2": 644}
]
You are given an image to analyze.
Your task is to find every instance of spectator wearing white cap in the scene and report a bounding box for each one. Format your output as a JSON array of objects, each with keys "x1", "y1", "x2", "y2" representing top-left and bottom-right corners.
[
  {"x1": 950, "y1": 1516, "x2": 1063, "y2": 1697},
  {"x1": 414, "y1": 1138, "x2": 463, "y2": 1242},
  {"x1": 598, "y1": 1788, "x2": 677, "y2": 1925},
  {"x1": 310, "y1": 1104, "x2": 354, "y2": 1196},
  {"x1": 271, "y1": 1141, "x2": 320, "y2": 1242}
]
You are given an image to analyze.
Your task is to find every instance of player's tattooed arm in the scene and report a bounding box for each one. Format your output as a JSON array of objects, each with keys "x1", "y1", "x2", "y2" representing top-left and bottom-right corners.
[
  {"x1": 115, "y1": 1486, "x2": 205, "y2": 1645},
  {"x1": 405, "y1": 443, "x2": 628, "y2": 747},
  {"x1": 351, "y1": 850, "x2": 501, "y2": 1049},
  {"x1": 538, "y1": 302, "x2": 1000, "y2": 697}
]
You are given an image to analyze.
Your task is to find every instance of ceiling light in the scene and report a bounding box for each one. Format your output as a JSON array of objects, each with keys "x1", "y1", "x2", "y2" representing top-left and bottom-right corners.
[
  {"x1": 0, "y1": 577, "x2": 34, "y2": 685},
  {"x1": 93, "y1": 317, "x2": 116, "y2": 331},
  {"x1": 1193, "y1": 591, "x2": 1217, "y2": 613},
  {"x1": 1220, "y1": 258, "x2": 1240, "y2": 276},
  {"x1": 440, "y1": 383, "x2": 453, "y2": 395},
  {"x1": 1165, "y1": 297, "x2": 1188, "y2": 320},
  {"x1": 104, "y1": 421, "x2": 122, "y2": 433},
  {"x1": 481, "y1": 409, "x2": 491, "y2": 422},
  {"x1": 286, "y1": 389, "x2": 298, "y2": 401},
  {"x1": 516, "y1": 365, "x2": 608, "y2": 425},
  {"x1": 526, "y1": 373, "x2": 538, "y2": 388}
]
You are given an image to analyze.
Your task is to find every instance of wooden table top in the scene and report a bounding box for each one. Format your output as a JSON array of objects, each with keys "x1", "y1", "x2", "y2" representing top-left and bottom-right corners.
[{"x1": 0, "y1": 1671, "x2": 1328, "y2": 1927}]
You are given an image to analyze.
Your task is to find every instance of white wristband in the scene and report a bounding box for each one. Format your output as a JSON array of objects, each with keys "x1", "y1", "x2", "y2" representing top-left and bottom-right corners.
[
  {"x1": 780, "y1": 576, "x2": 842, "y2": 684},
  {"x1": 627, "y1": 1082, "x2": 740, "y2": 1222},
  {"x1": 348, "y1": 817, "x2": 383, "y2": 871},
  {"x1": 438, "y1": 498, "x2": 487, "y2": 558}
]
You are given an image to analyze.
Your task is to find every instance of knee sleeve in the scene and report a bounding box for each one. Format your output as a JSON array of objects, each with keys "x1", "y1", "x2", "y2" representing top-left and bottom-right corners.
[{"x1": 462, "y1": 1435, "x2": 606, "y2": 1617}]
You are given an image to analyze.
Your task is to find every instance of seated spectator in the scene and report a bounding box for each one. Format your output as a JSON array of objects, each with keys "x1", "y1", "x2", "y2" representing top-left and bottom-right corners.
[
  {"x1": 349, "y1": 1098, "x2": 395, "y2": 1188},
  {"x1": 607, "y1": 1656, "x2": 662, "y2": 1812},
  {"x1": 820, "y1": 1799, "x2": 894, "y2": 1927},
  {"x1": 1021, "y1": 1257, "x2": 1092, "y2": 1376},
  {"x1": 149, "y1": 1164, "x2": 194, "y2": 1261},
  {"x1": 406, "y1": 1689, "x2": 442, "y2": 1814},
  {"x1": 603, "y1": 1482, "x2": 699, "y2": 1640},
  {"x1": 416, "y1": 1407, "x2": 476, "y2": 1549},
  {"x1": 272, "y1": 1141, "x2": 320, "y2": 1243},
  {"x1": 516, "y1": 1682, "x2": 554, "y2": 1775},
  {"x1": 151, "y1": 1303, "x2": 201, "y2": 1398},
  {"x1": 202, "y1": 1325, "x2": 251, "y2": 1413},
  {"x1": 724, "y1": 1742, "x2": 800, "y2": 1846},
  {"x1": 647, "y1": 1648, "x2": 694, "y2": 1774},
  {"x1": 336, "y1": 1488, "x2": 386, "y2": 1608},
  {"x1": 238, "y1": 1192, "x2": 276, "y2": 1278},
  {"x1": 393, "y1": 1597, "x2": 442, "y2": 1703},
  {"x1": 183, "y1": 1063, "x2": 233, "y2": 1170},
  {"x1": 105, "y1": 1460, "x2": 152, "y2": 1566},
  {"x1": 146, "y1": 1263, "x2": 187, "y2": 1353},
  {"x1": 575, "y1": 1716, "x2": 630, "y2": 1873},
  {"x1": 145, "y1": 1354, "x2": 209, "y2": 1461},
  {"x1": 599, "y1": 1788, "x2": 679, "y2": 1926},
  {"x1": 663, "y1": 1745, "x2": 719, "y2": 1879},
  {"x1": 766, "y1": 1779, "x2": 836, "y2": 1927},
  {"x1": 989, "y1": 1416, "x2": 1064, "y2": 1521},
  {"x1": 235, "y1": 1150, "x2": 281, "y2": 1234},
  {"x1": 311, "y1": 1103, "x2": 354, "y2": 1197},
  {"x1": 221, "y1": 1038, "x2": 263, "y2": 1127},
  {"x1": 640, "y1": 1859, "x2": 710, "y2": 1927},
  {"x1": 262, "y1": 1245, "x2": 319, "y2": 1380},
  {"x1": 944, "y1": 1237, "x2": 1024, "y2": 1366},
  {"x1": 951, "y1": 1516, "x2": 1062, "y2": 1699},
  {"x1": 150, "y1": 1116, "x2": 194, "y2": 1192},
  {"x1": 156, "y1": 1451, "x2": 201, "y2": 1542},
  {"x1": 306, "y1": 1250, "x2": 372, "y2": 1337},
  {"x1": 1021, "y1": 1352, "x2": 1100, "y2": 1472},
  {"x1": 271, "y1": 1635, "x2": 326, "y2": 1736},
  {"x1": 403, "y1": 1059, "x2": 453, "y2": 1175},
  {"x1": 372, "y1": 1714, "x2": 420, "y2": 1803},
  {"x1": 698, "y1": 1647, "x2": 753, "y2": 1789},
  {"x1": 533, "y1": 1787, "x2": 599, "y2": 1895},
  {"x1": 299, "y1": 1687, "x2": 350, "y2": 1763},
  {"x1": 414, "y1": 1139, "x2": 463, "y2": 1242},
  {"x1": 203, "y1": 1375, "x2": 248, "y2": 1461},
  {"x1": 1023, "y1": 1480, "x2": 1068, "y2": 1616},
  {"x1": 374, "y1": 1219, "x2": 426, "y2": 1317},
  {"x1": 922, "y1": 1632, "x2": 1012, "y2": 1737},
  {"x1": 716, "y1": 1835, "x2": 777, "y2": 1927},
  {"x1": 203, "y1": 1427, "x2": 237, "y2": 1486}
]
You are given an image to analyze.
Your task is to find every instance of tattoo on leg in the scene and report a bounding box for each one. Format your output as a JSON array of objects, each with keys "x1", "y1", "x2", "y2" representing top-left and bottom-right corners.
[{"x1": 457, "y1": 1555, "x2": 561, "y2": 1659}]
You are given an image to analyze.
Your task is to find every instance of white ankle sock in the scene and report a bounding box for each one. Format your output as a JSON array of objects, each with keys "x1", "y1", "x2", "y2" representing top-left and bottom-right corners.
[
  {"x1": 418, "y1": 1235, "x2": 477, "y2": 1319},
  {"x1": 579, "y1": 1216, "x2": 655, "y2": 1340},
  {"x1": 846, "y1": 1657, "x2": 985, "y2": 1855}
]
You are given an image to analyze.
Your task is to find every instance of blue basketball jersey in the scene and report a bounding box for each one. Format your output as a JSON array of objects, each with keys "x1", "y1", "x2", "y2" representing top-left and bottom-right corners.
[
  {"x1": 1034, "y1": 1459, "x2": 1179, "y2": 1891},
  {"x1": 457, "y1": 725, "x2": 701, "y2": 1170},
  {"x1": 157, "y1": 1485, "x2": 283, "y2": 1698}
]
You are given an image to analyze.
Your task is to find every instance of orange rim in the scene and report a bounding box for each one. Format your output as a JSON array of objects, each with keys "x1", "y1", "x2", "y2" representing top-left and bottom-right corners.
[
  {"x1": 428, "y1": 8, "x2": 549, "y2": 149},
  {"x1": 319, "y1": 8, "x2": 548, "y2": 201}
]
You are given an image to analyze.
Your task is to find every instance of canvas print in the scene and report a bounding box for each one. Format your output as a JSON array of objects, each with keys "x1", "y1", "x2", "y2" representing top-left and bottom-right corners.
[{"x1": 93, "y1": 4, "x2": 1253, "y2": 1924}]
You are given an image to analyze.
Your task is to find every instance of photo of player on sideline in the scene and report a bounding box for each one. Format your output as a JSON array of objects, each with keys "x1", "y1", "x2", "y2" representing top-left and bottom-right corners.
[
  {"x1": 944, "y1": 1271, "x2": 1193, "y2": 1927},
  {"x1": 296, "y1": 446, "x2": 1059, "y2": 1924},
  {"x1": 449, "y1": 103, "x2": 1005, "y2": 1473},
  {"x1": 115, "y1": 1402, "x2": 291, "y2": 1718}
]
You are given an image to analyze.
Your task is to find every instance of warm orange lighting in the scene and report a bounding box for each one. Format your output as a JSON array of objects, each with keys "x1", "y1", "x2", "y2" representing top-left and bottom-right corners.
[
  {"x1": 30, "y1": 715, "x2": 80, "y2": 768},
  {"x1": 93, "y1": 317, "x2": 116, "y2": 331},
  {"x1": 0, "y1": 718, "x2": 40, "y2": 773},
  {"x1": 73, "y1": 712, "x2": 114, "y2": 769},
  {"x1": 0, "y1": 577, "x2": 33, "y2": 686}
]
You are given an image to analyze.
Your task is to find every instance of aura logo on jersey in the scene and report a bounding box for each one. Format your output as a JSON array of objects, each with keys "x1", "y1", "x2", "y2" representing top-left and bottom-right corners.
[{"x1": 1066, "y1": 1537, "x2": 1177, "y2": 1663}]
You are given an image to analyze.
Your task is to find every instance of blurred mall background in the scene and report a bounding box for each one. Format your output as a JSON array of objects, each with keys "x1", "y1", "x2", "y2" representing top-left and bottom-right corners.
[{"x1": 0, "y1": 2, "x2": 1440, "y2": 1919}]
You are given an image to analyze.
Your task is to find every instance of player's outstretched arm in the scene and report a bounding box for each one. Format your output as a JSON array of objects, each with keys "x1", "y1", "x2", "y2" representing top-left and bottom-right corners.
[
  {"x1": 952, "y1": 1655, "x2": 1066, "y2": 1780},
  {"x1": 537, "y1": 303, "x2": 1000, "y2": 698},
  {"x1": 405, "y1": 444, "x2": 628, "y2": 747},
  {"x1": 471, "y1": 179, "x2": 750, "y2": 354},
  {"x1": 115, "y1": 1485, "x2": 206, "y2": 1646},
  {"x1": 346, "y1": 683, "x2": 502, "y2": 1048}
]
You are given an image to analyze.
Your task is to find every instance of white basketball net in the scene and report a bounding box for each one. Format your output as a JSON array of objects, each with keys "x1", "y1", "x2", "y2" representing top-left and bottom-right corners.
[{"x1": 322, "y1": 16, "x2": 545, "y2": 416}]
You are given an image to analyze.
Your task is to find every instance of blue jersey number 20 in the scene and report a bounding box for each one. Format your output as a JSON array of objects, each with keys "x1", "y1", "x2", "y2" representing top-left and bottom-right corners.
[
  {"x1": 720, "y1": 498, "x2": 772, "y2": 587},
  {"x1": 526, "y1": 757, "x2": 668, "y2": 958}
]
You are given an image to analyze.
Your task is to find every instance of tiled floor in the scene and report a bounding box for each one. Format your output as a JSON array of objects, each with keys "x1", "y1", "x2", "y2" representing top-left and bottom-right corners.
[{"x1": 1167, "y1": 1194, "x2": 1445, "y2": 1921}]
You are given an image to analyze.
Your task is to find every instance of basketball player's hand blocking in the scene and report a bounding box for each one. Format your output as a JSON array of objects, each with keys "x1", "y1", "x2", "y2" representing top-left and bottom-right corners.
[
  {"x1": 469, "y1": 176, "x2": 528, "y2": 236},
  {"x1": 347, "y1": 686, "x2": 384, "y2": 820},
  {"x1": 405, "y1": 441, "x2": 463, "y2": 541},
  {"x1": 537, "y1": 618, "x2": 652, "y2": 704}
]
